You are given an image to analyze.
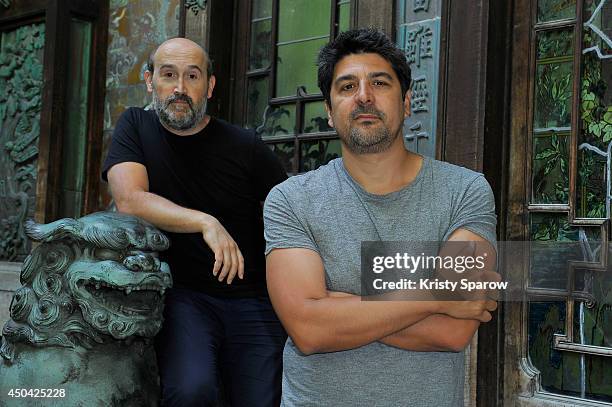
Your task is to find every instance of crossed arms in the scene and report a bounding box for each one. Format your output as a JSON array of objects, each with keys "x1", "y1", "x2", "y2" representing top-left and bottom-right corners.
[{"x1": 266, "y1": 228, "x2": 498, "y2": 355}]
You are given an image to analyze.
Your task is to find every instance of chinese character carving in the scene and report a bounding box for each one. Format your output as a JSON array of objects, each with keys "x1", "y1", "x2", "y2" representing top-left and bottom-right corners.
[
  {"x1": 405, "y1": 122, "x2": 429, "y2": 153},
  {"x1": 413, "y1": 0, "x2": 430, "y2": 12},
  {"x1": 411, "y1": 77, "x2": 429, "y2": 113},
  {"x1": 405, "y1": 26, "x2": 433, "y2": 68}
]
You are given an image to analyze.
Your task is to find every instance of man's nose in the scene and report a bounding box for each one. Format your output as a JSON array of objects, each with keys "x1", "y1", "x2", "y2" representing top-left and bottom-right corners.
[
  {"x1": 174, "y1": 76, "x2": 186, "y2": 94},
  {"x1": 355, "y1": 82, "x2": 374, "y2": 105}
]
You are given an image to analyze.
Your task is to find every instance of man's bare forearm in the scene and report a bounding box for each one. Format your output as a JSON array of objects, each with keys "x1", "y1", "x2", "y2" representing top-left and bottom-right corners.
[
  {"x1": 115, "y1": 189, "x2": 212, "y2": 233},
  {"x1": 288, "y1": 294, "x2": 442, "y2": 354},
  {"x1": 379, "y1": 314, "x2": 479, "y2": 352},
  {"x1": 323, "y1": 290, "x2": 479, "y2": 352}
]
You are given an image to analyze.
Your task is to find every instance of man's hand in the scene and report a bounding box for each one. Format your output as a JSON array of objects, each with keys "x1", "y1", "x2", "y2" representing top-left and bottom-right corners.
[
  {"x1": 201, "y1": 215, "x2": 244, "y2": 284},
  {"x1": 109, "y1": 162, "x2": 245, "y2": 284},
  {"x1": 438, "y1": 299, "x2": 498, "y2": 322}
]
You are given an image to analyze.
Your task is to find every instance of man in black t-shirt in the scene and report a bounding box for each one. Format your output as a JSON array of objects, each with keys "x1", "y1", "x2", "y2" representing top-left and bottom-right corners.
[{"x1": 102, "y1": 37, "x2": 287, "y2": 407}]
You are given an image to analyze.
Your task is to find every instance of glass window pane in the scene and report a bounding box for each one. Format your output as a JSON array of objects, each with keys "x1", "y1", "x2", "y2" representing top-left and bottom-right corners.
[
  {"x1": 246, "y1": 77, "x2": 270, "y2": 129},
  {"x1": 583, "y1": 0, "x2": 612, "y2": 57},
  {"x1": 300, "y1": 139, "x2": 342, "y2": 172},
  {"x1": 537, "y1": 29, "x2": 573, "y2": 59},
  {"x1": 304, "y1": 101, "x2": 333, "y2": 133},
  {"x1": 534, "y1": 62, "x2": 573, "y2": 129},
  {"x1": 537, "y1": 0, "x2": 576, "y2": 22},
  {"x1": 269, "y1": 141, "x2": 295, "y2": 173},
  {"x1": 532, "y1": 134, "x2": 570, "y2": 204},
  {"x1": 529, "y1": 299, "x2": 612, "y2": 401},
  {"x1": 257, "y1": 104, "x2": 296, "y2": 138},
  {"x1": 276, "y1": 38, "x2": 328, "y2": 97},
  {"x1": 338, "y1": 1, "x2": 351, "y2": 32},
  {"x1": 529, "y1": 213, "x2": 578, "y2": 290},
  {"x1": 578, "y1": 9, "x2": 611, "y2": 219},
  {"x1": 580, "y1": 52, "x2": 611, "y2": 150},
  {"x1": 534, "y1": 30, "x2": 574, "y2": 130},
  {"x1": 278, "y1": 0, "x2": 331, "y2": 43},
  {"x1": 572, "y1": 276, "x2": 612, "y2": 348},
  {"x1": 59, "y1": 18, "x2": 92, "y2": 219},
  {"x1": 249, "y1": 19, "x2": 272, "y2": 70},
  {"x1": 576, "y1": 149, "x2": 606, "y2": 218},
  {"x1": 252, "y1": 0, "x2": 272, "y2": 19},
  {"x1": 528, "y1": 301, "x2": 574, "y2": 393}
]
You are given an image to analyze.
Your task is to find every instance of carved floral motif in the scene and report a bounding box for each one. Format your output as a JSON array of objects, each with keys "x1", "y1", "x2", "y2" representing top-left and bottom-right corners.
[{"x1": 0, "y1": 23, "x2": 45, "y2": 261}]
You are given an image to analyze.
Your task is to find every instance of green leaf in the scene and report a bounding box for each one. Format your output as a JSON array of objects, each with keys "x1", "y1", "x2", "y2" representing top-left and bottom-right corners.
[
  {"x1": 535, "y1": 148, "x2": 557, "y2": 160},
  {"x1": 543, "y1": 159, "x2": 557, "y2": 176}
]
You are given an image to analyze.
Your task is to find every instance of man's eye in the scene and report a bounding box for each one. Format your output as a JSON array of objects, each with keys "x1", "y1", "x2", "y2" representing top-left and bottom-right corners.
[
  {"x1": 163, "y1": 72, "x2": 174, "y2": 78},
  {"x1": 342, "y1": 84, "x2": 354, "y2": 91},
  {"x1": 189, "y1": 74, "x2": 198, "y2": 80},
  {"x1": 373, "y1": 81, "x2": 388, "y2": 86}
]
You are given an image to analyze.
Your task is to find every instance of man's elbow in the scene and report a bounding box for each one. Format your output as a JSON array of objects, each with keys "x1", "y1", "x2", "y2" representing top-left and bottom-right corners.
[
  {"x1": 441, "y1": 328, "x2": 478, "y2": 352},
  {"x1": 287, "y1": 322, "x2": 330, "y2": 355},
  {"x1": 292, "y1": 335, "x2": 319, "y2": 356},
  {"x1": 443, "y1": 337, "x2": 471, "y2": 352},
  {"x1": 113, "y1": 194, "x2": 140, "y2": 216}
]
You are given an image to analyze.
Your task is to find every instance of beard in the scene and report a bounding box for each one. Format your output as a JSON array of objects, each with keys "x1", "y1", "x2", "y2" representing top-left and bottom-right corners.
[
  {"x1": 340, "y1": 105, "x2": 399, "y2": 155},
  {"x1": 152, "y1": 88, "x2": 207, "y2": 131}
]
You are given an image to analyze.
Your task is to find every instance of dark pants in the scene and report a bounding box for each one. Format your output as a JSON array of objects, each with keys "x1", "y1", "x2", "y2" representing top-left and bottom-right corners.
[{"x1": 155, "y1": 287, "x2": 287, "y2": 407}]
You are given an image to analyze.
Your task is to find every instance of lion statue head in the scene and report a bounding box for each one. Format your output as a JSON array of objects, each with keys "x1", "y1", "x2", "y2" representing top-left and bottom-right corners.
[{"x1": 0, "y1": 212, "x2": 173, "y2": 361}]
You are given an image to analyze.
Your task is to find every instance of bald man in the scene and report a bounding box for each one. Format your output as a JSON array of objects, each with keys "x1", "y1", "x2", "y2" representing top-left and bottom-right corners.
[{"x1": 102, "y1": 38, "x2": 287, "y2": 407}]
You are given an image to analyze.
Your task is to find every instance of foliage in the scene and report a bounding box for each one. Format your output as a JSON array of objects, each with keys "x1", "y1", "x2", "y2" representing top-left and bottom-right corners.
[{"x1": 533, "y1": 135, "x2": 570, "y2": 203}]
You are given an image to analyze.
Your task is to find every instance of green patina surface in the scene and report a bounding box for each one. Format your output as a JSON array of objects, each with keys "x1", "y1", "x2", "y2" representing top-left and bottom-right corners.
[
  {"x1": 0, "y1": 23, "x2": 45, "y2": 262},
  {"x1": 0, "y1": 212, "x2": 173, "y2": 406}
]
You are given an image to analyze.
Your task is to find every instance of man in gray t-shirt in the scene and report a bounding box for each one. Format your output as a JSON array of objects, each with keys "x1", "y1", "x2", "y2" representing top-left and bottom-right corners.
[{"x1": 264, "y1": 28, "x2": 498, "y2": 407}]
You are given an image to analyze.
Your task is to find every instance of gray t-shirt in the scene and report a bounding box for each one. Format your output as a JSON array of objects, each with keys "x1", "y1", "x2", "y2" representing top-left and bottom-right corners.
[{"x1": 263, "y1": 156, "x2": 497, "y2": 407}]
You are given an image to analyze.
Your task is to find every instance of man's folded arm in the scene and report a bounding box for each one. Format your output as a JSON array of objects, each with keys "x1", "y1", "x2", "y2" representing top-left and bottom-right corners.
[
  {"x1": 376, "y1": 228, "x2": 498, "y2": 352},
  {"x1": 266, "y1": 247, "x2": 495, "y2": 355}
]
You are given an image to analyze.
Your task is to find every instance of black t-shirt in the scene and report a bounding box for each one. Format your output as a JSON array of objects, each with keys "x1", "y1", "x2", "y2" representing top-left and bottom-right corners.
[{"x1": 102, "y1": 108, "x2": 287, "y2": 297}]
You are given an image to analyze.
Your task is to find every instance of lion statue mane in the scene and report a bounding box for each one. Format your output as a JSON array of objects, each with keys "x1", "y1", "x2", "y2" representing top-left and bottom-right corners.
[{"x1": 0, "y1": 212, "x2": 173, "y2": 406}]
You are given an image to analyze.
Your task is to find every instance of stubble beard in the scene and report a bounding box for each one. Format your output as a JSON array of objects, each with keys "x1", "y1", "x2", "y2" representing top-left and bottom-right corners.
[
  {"x1": 340, "y1": 107, "x2": 400, "y2": 155},
  {"x1": 152, "y1": 87, "x2": 208, "y2": 131}
]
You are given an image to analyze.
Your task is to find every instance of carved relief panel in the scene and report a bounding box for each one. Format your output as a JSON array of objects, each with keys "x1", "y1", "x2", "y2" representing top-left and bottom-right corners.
[
  {"x1": 0, "y1": 24, "x2": 44, "y2": 262},
  {"x1": 396, "y1": 0, "x2": 441, "y2": 157}
]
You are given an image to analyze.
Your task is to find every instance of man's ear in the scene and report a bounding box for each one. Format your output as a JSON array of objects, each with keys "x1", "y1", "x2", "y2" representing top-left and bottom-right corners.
[
  {"x1": 207, "y1": 75, "x2": 216, "y2": 99},
  {"x1": 144, "y1": 70, "x2": 154, "y2": 93},
  {"x1": 325, "y1": 101, "x2": 334, "y2": 128},
  {"x1": 403, "y1": 90, "x2": 412, "y2": 118}
]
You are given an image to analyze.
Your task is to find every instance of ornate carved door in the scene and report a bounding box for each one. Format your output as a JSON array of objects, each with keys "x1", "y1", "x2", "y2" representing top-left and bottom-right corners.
[
  {"x1": 505, "y1": 0, "x2": 611, "y2": 404},
  {"x1": 0, "y1": 19, "x2": 44, "y2": 261},
  {"x1": 0, "y1": 0, "x2": 108, "y2": 263}
]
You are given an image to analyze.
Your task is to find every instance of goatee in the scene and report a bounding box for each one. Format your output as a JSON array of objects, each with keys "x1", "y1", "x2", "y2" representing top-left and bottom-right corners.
[
  {"x1": 152, "y1": 90, "x2": 207, "y2": 131},
  {"x1": 342, "y1": 105, "x2": 399, "y2": 154}
]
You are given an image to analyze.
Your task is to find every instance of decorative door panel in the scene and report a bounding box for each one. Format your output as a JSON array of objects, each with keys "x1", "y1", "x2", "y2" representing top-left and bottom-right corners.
[
  {"x1": 0, "y1": 0, "x2": 108, "y2": 266},
  {"x1": 506, "y1": 0, "x2": 611, "y2": 405},
  {"x1": 0, "y1": 23, "x2": 45, "y2": 262}
]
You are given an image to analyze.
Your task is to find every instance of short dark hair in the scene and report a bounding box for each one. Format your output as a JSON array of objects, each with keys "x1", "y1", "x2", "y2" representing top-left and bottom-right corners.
[
  {"x1": 317, "y1": 27, "x2": 412, "y2": 106},
  {"x1": 146, "y1": 46, "x2": 214, "y2": 79}
]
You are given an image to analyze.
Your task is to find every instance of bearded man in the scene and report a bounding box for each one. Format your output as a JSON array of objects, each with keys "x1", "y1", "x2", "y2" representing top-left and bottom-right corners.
[
  {"x1": 102, "y1": 38, "x2": 287, "y2": 407},
  {"x1": 264, "y1": 28, "x2": 498, "y2": 406}
]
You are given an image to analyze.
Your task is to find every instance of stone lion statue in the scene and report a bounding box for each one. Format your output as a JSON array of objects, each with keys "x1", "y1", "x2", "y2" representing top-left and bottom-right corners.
[{"x1": 0, "y1": 212, "x2": 173, "y2": 406}]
